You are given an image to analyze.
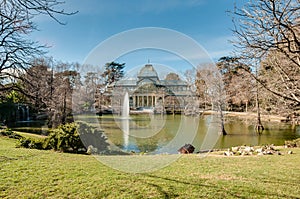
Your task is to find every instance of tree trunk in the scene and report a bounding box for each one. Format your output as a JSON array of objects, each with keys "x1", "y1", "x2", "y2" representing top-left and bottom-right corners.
[
  {"x1": 219, "y1": 104, "x2": 227, "y2": 135},
  {"x1": 62, "y1": 89, "x2": 67, "y2": 125},
  {"x1": 255, "y1": 84, "x2": 264, "y2": 134}
]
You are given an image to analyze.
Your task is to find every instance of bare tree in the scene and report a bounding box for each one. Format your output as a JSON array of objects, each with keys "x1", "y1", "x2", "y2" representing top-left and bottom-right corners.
[
  {"x1": 231, "y1": 0, "x2": 300, "y2": 125},
  {"x1": 50, "y1": 63, "x2": 80, "y2": 127},
  {"x1": 260, "y1": 50, "x2": 300, "y2": 114},
  {"x1": 197, "y1": 64, "x2": 227, "y2": 135},
  {"x1": 217, "y1": 57, "x2": 255, "y2": 112},
  {"x1": 0, "y1": 0, "x2": 76, "y2": 91},
  {"x1": 21, "y1": 59, "x2": 81, "y2": 127},
  {"x1": 21, "y1": 58, "x2": 54, "y2": 111},
  {"x1": 84, "y1": 72, "x2": 99, "y2": 111},
  {"x1": 232, "y1": 0, "x2": 299, "y2": 65}
]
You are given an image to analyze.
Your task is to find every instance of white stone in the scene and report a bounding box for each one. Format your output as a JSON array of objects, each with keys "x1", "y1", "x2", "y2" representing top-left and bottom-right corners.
[{"x1": 255, "y1": 148, "x2": 263, "y2": 153}]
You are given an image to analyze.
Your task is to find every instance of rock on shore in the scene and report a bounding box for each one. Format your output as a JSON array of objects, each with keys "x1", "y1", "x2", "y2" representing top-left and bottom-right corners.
[{"x1": 223, "y1": 144, "x2": 292, "y2": 156}]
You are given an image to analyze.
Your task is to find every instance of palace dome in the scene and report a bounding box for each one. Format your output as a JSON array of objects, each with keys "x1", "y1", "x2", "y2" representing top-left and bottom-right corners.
[{"x1": 137, "y1": 64, "x2": 158, "y2": 78}]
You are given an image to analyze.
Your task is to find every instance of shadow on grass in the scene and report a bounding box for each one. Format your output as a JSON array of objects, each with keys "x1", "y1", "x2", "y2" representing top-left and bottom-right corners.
[
  {"x1": 142, "y1": 174, "x2": 242, "y2": 198},
  {"x1": 0, "y1": 155, "x2": 17, "y2": 162},
  {"x1": 142, "y1": 174, "x2": 296, "y2": 198},
  {"x1": 146, "y1": 182, "x2": 179, "y2": 198}
]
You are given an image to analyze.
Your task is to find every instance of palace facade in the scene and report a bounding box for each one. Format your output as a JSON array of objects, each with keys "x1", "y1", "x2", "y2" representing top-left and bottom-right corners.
[{"x1": 112, "y1": 64, "x2": 192, "y2": 113}]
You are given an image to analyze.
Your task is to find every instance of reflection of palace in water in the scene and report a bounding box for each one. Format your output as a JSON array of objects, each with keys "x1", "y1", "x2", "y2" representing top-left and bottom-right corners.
[{"x1": 112, "y1": 64, "x2": 193, "y2": 113}]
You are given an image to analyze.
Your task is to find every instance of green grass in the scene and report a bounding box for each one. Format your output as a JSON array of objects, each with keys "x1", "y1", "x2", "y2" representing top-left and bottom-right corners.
[
  {"x1": 13, "y1": 131, "x2": 48, "y2": 139},
  {"x1": 1, "y1": 137, "x2": 300, "y2": 198},
  {"x1": 11, "y1": 127, "x2": 49, "y2": 135}
]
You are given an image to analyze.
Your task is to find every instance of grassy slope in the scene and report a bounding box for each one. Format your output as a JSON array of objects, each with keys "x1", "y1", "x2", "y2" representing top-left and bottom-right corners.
[{"x1": 0, "y1": 137, "x2": 299, "y2": 199}]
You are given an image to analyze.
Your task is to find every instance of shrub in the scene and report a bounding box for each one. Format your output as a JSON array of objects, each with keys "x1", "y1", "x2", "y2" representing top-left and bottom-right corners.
[
  {"x1": 12, "y1": 122, "x2": 109, "y2": 154},
  {"x1": 77, "y1": 121, "x2": 109, "y2": 153},
  {"x1": 0, "y1": 128, "x2": 47, "y2": 150},
  {"x1": 44, "y1": 123, "x2": 85, "y2": 153},
  {"x1": 16, "y1": 137, "x2": 31, "y2": 148},
  {"x1": 0, "y1": 128, "x2": 23, "y2": 139},
  {"x1": 16, "y1": 137, "x2": 46, "y2": 150},
  {"x1": 0, "y1": 128, "x2": 13, "y2": 136}
]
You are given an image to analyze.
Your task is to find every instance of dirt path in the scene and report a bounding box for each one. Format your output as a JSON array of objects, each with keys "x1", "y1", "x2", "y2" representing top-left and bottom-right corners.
[{"x1": 203, "y1": 110, "x2": 286, "y2": 123}]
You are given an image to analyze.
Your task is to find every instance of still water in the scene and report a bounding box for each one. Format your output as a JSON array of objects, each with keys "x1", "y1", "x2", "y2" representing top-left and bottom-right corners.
[{"x1": 94, "y1": 114, "x2": 300, "y2": 154}]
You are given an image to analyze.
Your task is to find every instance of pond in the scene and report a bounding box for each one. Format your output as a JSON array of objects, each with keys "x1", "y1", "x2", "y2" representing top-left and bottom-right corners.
[{"x1": 83, "y1": 114, "x2": 300, "y2": 154}]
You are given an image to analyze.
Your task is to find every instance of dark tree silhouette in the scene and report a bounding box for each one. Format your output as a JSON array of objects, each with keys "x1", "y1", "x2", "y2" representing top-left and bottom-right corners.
[{"x1": 101, "y1": 62, "x2": 125, "y2": 86}]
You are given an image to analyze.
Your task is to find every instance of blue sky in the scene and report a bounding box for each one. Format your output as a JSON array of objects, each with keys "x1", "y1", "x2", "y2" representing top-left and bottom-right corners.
[{"x1": 30, "y1": 0, "x2": 246, "y2": 73}]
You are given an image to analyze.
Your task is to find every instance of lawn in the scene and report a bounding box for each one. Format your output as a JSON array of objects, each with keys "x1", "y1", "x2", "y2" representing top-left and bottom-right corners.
[{"x1": 0, "y1": 136, "x2": 299, "y2": 198}]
